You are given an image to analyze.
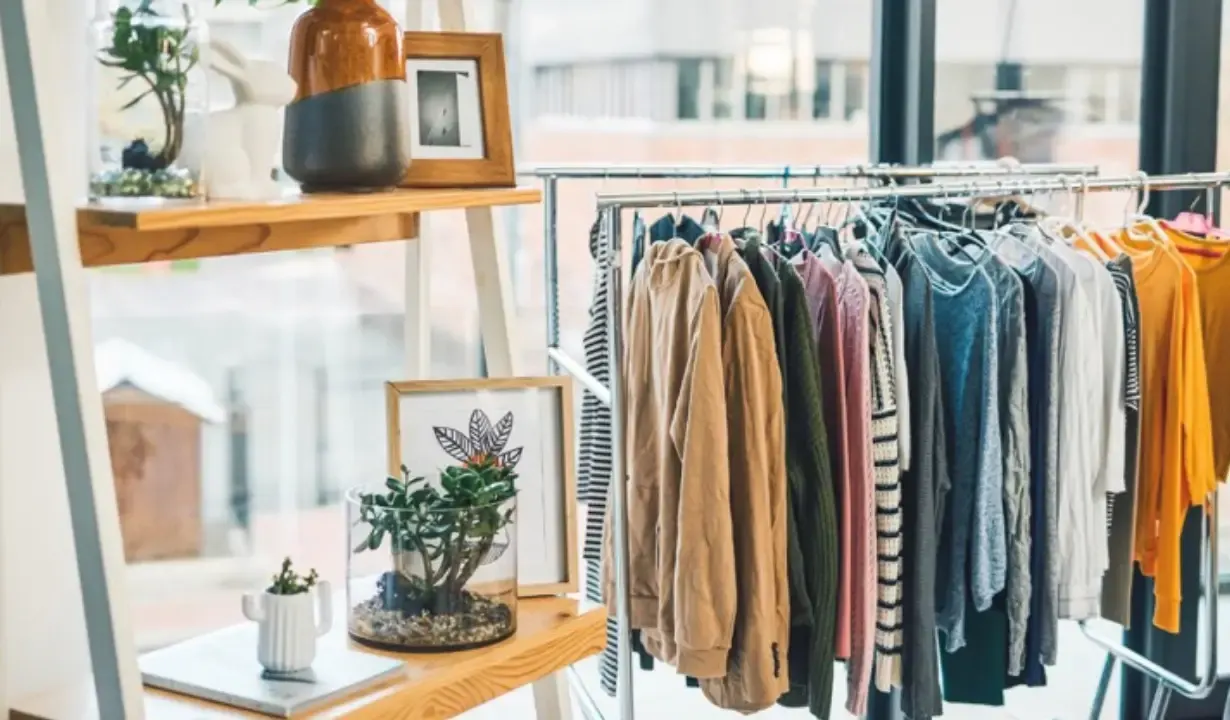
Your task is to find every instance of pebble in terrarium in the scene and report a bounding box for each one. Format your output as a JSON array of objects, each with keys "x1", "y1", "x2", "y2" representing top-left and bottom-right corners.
[
  {"x1": 90, "y1": 0, "x2": 206, "y2": 199},
  {"x1": 347, "y1": 410, "x2": 522, "y2": 652}
]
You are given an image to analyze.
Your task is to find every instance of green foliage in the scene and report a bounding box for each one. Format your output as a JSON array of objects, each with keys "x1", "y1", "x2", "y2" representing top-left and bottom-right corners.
[
  {"x1": 354, "y1": 456, "x2": 517, "y2": 608},
  {"x1": 98, "y1": 1, "x2": 199, "y2": 168},
  {"x1": 268, "y1": 557, "x2": 319, "y2": 595},
  {"x1": 213, "y1": 0, "x2": 313, "y2": 6}
]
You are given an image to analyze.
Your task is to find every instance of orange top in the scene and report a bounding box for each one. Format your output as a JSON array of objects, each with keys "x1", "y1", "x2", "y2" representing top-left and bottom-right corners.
[{"x1": 1097, "y1": 225, "x2": 1216, "y2": 632}]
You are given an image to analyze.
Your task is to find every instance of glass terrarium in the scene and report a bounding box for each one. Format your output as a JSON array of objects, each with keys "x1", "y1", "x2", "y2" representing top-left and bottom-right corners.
[
  {"x1": 89, "y1": 0, "x2": 208, "y2": 199},
  {"x1": 347, "y1": 458, "x2": 518, "y2": 652}
]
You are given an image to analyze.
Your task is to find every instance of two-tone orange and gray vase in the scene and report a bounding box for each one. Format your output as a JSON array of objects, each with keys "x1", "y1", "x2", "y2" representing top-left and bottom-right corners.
[{"x1": 283, "y1": 0, "x2": 409, "y2": 192}]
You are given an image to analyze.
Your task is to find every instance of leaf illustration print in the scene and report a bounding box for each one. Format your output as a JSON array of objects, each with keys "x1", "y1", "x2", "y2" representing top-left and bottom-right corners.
[{"x1": 432, "y1": 425, "x2": 473, "y2": 462}]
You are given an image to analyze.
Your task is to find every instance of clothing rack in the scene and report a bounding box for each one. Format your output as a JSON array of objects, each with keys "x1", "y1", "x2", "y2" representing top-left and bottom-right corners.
[
  {"x1": 534, "y1": 163, "x2": 1230, "y2": 720},
  {"x1": 581, "y1": 170, "x2": 1225, "y2": 720},
  {"x1": 523, "y1": 161, "x2": 1099, "y2": 720}
]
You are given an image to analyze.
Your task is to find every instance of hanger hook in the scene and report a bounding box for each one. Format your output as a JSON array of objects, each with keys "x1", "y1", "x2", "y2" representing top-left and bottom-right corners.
[
  {"x1": 758, "y1": 189, "x2": 769, "y2": 229},
  {"x1": 742, "y1": 190, "x2": 753, "y2": 227},
  {"x1": 673, "y1": 191, "x2": 682, "y2": 222},
  {"x1": 1135, "y1": 170, "x2": 1151, "y2": 216}
]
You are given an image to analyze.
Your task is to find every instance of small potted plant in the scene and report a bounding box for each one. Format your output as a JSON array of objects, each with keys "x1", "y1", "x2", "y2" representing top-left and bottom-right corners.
[
  {"x1": 346, "y1": 412, "x2": 521, "y2": 652},
  {"x1": 242, "y1": 557, "x2": 332, "y2": 674}
]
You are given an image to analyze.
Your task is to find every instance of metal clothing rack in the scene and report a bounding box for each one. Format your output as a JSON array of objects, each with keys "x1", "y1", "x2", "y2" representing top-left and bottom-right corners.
[{"x1": 579, "y1": 169, "x2": 1227, "y2": 720}]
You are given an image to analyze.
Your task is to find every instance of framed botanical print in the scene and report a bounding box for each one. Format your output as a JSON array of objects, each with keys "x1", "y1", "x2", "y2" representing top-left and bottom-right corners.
[{"x1": 385, "y1": 376, "x2": 577, "y2": 597}]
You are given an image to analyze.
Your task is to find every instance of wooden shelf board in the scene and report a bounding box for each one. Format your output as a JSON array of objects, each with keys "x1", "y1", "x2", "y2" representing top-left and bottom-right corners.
[
  {"x1": 0, "y1": 187, "x2": 541, "y2": 274},
  {"x1": 11, "y1": 597, "x2": 605, "y2": 720}
]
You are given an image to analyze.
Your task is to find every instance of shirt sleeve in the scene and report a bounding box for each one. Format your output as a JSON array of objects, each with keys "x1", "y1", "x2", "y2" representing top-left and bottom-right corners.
[{"x1": 1099, "y1": 283, "x2": 1127, "y2": 498}]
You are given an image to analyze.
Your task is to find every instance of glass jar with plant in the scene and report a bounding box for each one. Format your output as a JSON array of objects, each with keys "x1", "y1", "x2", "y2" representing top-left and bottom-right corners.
[
  {"x1": 89, "y1": 0, "x2": 208, "y2": 198},
  {"x1": 346, "y1": 450, "x2": 519, "y2": 652}
]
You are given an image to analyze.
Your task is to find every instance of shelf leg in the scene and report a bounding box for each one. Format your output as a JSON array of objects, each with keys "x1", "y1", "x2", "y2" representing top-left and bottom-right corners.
[
  {"x1": 0, "y1": 0, "x2": 142, "y2": 716},
  {"x1": 403, "y1": 213, "x2": 431, "y2": 379},
  {"x1": 464, "y1": 205, "x2": 520, "y2": 376},
  {"x1": 532, "y1": 671, "x2": 575, "y2": 720}
]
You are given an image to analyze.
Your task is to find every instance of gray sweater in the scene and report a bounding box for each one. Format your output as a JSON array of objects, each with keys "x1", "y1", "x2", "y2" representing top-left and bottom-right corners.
[
  {"x1": 910, "y1": 235, "x2": 1004, "y2": 653},
  {"x1": 884, "y1": 231, "x2": 948, "y2": 720}
]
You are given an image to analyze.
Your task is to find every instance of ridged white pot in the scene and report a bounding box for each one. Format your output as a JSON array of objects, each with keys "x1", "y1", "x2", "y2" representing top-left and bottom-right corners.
[{"x1": 242, "y1": 582, "x2": 332, "y2": 673}]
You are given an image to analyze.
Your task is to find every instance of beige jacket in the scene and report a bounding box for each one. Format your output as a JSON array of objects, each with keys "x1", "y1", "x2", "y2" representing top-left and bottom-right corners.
[
  {"x1": 691, "y1": 235, "x2": 790, "y2": 711},
  {"x1": 604, "y1": 238, "x2": 736, "y2": 678}
]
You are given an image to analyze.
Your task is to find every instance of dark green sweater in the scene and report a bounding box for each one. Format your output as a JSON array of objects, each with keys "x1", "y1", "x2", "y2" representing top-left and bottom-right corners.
[{"x1": 738, "y1": 239, "x2": 839, "y2": 719}]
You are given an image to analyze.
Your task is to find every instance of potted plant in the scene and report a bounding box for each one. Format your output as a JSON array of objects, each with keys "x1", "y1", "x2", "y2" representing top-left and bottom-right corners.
[
  {"x1": 90, "y1": 0, "x2": 205, "y2": 198},
  {"x1": 242, "y1": 557, "x2": 332, "y2": 673},
  {"x1": 346, "y1": 411, "x2": 521, "y2": 652}
]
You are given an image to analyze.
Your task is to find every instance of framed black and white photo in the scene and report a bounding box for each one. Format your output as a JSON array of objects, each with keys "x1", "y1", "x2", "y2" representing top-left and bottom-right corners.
[
  {"x1": 385, "y1": 377, "x2": 577, "y2": 597},
  {"x1": 400, "y1": 32, "x2": 515, "y2": 188},
  {"x1": 408, "y1": 60, "x2": 485, "y2": 160}
]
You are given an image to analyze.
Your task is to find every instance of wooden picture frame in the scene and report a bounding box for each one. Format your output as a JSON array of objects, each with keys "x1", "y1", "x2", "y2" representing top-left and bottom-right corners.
[
  {"x1": 385, "y1": 377, "x2": 577, "y2": 597},
  {"x1": 400, "y1": 31, "x2": 515, "y2": 188}
]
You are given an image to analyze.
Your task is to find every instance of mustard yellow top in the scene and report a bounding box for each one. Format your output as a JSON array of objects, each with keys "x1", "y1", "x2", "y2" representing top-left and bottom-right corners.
[{"x1": 1095, "y1": 224, "x2": 1216, "y2": 633}]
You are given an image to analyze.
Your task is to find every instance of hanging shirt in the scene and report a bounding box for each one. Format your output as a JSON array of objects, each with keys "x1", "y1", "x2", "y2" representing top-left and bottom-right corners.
[
  {"x1": 815, "y1": 249, "x2": 876, "y2": 717},
  {"x1": 605, "y1": 238, "x2": 736, "y2": 674},
  {"x1": 648, "y1": 234, "x2": 788, "y2": 710},
  {"x1": 1103, "y1": 227, "x2": 1214, "y2": 632},
  {"x1": 1160, "y1": 225, "x2": 1230, "y2": 482},
  {"x1": 763, "y1": 250, "x2": 839, "y2": 720},
  {"x1": 886, "y1": 264, "x2": 913, "y2": 473},
  {"x1": 1047, "y1": 240, "x2": 1125, "y2": 620},
  {"x1": 956, "y1": 239, "x2": 1032, "y2": 675},
  {"x1": 988, "y1": 230, "x2": 1058, "y2": 685},
  {"x1": 1098, "y1": 252, "x2": 1144, "y2": 628},
  {"x1": 796, "y1": 251, "x2": 854, "y2": 663},
  {"x1": 908, "y1": 233, "x2": 1004, "y2": 653},
  {"x1": 883, "y1": 230, "x2": 948, "y2": 720},
  {"x1": 849, "y1": 247, "x2": 904, "y2": 692}
]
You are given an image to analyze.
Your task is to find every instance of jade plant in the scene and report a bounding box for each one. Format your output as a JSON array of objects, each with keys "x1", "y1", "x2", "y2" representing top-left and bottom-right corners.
[
  {"x1": 268, "y1": 557, "x2": 319, "y2": 595},
  {"x1": 354, "y1": 414, "x2": 520, "y2": 613}
]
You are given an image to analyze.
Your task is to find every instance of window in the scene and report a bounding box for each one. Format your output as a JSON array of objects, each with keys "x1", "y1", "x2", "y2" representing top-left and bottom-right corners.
[
  {"x1": 813, "y1": 60, "x2": 833, "y2": 119},
  {"x1": 677, "y1": 59, "x2": 702, "y2": 120},
  {"x1": 844, "y1": 62, "x2": 868, "y2": 120}
]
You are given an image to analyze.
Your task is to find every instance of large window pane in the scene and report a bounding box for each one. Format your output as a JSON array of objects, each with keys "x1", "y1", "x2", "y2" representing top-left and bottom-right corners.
[{"x1": 935, "y1": 0, "x2": 1143, "y2": 227}]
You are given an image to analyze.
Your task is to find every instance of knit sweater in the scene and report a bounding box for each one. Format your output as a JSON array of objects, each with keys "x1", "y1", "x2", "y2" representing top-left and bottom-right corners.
[
  {"x1": 813, "y1": 250, "x2": 876, "y2": 716},
  {"x1": 763, "y1": 249, "x2": 839, "y2": 720},
  {"x1": 850, "y1": 248, "x2": 903, "y2": 691}
]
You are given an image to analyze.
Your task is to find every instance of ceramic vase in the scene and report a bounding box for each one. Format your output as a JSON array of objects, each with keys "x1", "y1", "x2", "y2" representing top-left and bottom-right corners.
[
  {"x1": 283, "y1": 0, "x2": 409, "y2": 192},
  {"x1": 242, "y1": 584, "x2": 333, "y2": 673}
]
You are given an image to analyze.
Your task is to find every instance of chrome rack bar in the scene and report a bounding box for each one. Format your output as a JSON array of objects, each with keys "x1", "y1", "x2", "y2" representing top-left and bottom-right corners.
[
  {"x1": 518, "y1": 160, "x2": 1100, "y2": 179},
  {"x1": 594, "y1": 168, "x2": 1228, "y2": 720},
  {"x1": 594, "y1": 170, "x2": 1230, "y2": 208},
  {"x1": 548, "y1": 346, "x2": 610, "y2": 406}
]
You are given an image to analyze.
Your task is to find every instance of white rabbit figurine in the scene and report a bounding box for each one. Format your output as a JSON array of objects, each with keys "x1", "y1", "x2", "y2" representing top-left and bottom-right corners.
[{"x1": 202, "y1": 40, "x2": 298, "y2": 201}]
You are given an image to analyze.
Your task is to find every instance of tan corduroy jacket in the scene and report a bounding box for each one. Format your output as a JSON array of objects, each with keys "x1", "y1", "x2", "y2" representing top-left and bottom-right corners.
[
  {"x1": 604, "y1": 238, "x2": 736, "y2": 678},
  {"x1": 690, "y1": 235, "x2": 789, "y2": 712},
  {"x1": 604, "y1": 237, "x2": 789, "y2": 710}
]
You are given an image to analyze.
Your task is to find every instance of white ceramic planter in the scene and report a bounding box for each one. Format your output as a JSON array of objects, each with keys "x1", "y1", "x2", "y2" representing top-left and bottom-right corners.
[{"x1": 242, "y1": 582, "x2": 332, "y2": 673}]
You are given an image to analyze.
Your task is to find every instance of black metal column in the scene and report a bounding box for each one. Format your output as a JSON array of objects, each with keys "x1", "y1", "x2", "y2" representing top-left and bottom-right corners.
[
  {"x1": 869, "y1": 0, "x2": 936, "y2": 165},
  {"x1": 1127, "y1": 2, "x2": 1223, "y2": 719}
]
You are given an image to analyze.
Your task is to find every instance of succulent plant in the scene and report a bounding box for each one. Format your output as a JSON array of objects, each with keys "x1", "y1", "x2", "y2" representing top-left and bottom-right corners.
[
  {"x1": 268, "y1": 557, "x2": 319, "y2": 595},
  {"x1": 354, "y1": 453, "x2": 518, "y2": 613}
]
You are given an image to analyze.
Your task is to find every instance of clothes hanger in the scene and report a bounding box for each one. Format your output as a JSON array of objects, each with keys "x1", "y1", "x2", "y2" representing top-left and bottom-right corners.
[{"x1": 1125, "y1": 171, "x2": 1174, "y2": 248}]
